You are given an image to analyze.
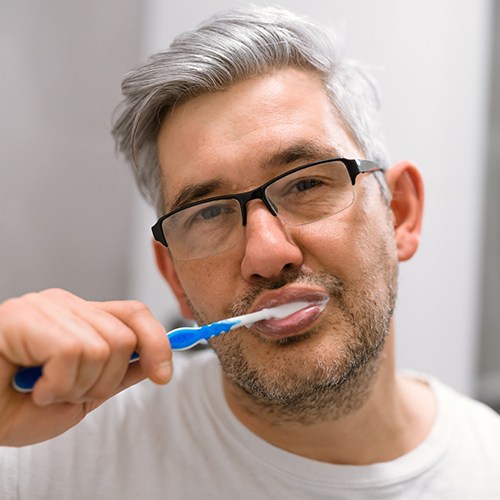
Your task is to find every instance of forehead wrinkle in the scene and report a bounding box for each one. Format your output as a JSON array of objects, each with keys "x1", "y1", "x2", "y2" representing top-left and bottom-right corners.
[{"x1": 260, "y1": 141, "x2": 342, "y2": 171}]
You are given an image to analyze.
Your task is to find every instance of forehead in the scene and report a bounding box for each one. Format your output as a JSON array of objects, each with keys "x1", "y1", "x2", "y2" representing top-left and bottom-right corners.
[{"x1": 156, "y1": 67, "x2": 359, "y2": 209}]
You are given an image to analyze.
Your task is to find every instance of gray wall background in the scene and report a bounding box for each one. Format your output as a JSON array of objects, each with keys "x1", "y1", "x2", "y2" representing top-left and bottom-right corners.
[
  {"x1": 0, "y1": 1, "x2": 498, "y2": 406},
  {"x1": 0, "y1": 1, "x2": 141, "y2": 301},
  {"x1": 478, "y1": 1, "x2": 500, "y2": 408}
]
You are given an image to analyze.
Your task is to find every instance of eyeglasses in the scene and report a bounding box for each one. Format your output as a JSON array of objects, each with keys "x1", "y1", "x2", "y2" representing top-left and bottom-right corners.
[{"x1": 152, "y1": 158, "x2": 383, "y2": 261}]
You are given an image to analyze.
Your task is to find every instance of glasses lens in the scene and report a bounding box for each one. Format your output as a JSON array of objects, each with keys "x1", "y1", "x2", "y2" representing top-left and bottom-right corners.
[
  {"x1": 159, "y1": 159, "x2": 355, "y2": 261},
  {"x1": 162, "y1": 198, "x2": 241, "y2": 260},
  {"x1": 266, "y1": 160, "x2": 354, "y2": 225}
]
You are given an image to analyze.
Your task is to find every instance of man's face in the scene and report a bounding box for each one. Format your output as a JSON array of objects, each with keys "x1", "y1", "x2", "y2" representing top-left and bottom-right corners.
[{"x1": 156, "y1": 67, "x2": 398, "y2": 421}]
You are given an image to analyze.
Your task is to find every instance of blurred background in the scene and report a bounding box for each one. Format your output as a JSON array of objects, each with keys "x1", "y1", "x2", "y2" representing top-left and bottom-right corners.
[{"x1": 0, "y1": 0, "x2": 498, "y2": 409}]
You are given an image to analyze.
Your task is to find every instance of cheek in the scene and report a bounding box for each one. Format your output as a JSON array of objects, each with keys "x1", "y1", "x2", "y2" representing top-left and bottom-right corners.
[
  {"x1": 349, "y1": 199, "x2": 398, "y2": 284},
  {"x1": 174, "y1": 256, "x2": 239, "y2": 322},
  {"x1": 297, "y1": 192, "x2": 395, "y2": 276},
  {"x1": 295, "y1": 210, "x2": 368, "y2": 273}
]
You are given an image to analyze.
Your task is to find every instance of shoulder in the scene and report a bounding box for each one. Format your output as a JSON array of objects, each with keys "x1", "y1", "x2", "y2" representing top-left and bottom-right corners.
[
  {"x1": 402, "y1": 371, "x2": 499, "y2": 427},
  {"x1": 408, "y1": 372, "x2": 500, "y2": 468},
  {"x1": 432, "y1": 377, "x2": 500, "y2": 447},
  {"x1": 430, "y1": 376, "x2": 500, "y2": 426},
  {"x1": 399, "y1": 371, "x2": 500, "y2": 461}
]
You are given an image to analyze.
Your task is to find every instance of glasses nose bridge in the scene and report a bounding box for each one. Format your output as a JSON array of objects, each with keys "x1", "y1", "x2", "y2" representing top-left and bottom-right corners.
[{"x1": 237, "y1": 185, "x2": 277, "y2": 226}]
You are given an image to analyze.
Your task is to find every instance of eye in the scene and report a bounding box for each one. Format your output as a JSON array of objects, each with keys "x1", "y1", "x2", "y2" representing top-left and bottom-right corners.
[
  {"x1": 196, "y1": 205, "x2": 224, "y2": 221},
  {"x1": 184, "y1": 202, "x2": 238, "y2": 229},
  {"x1": 283, "y1": 176, "x2": 327, "y2": 197},
  {"x1": 270, "y1": 172, "x2": 334, "y2": 208},
  {"x1": 292, "y1": 178, "x2": 323, "y2": 192}
]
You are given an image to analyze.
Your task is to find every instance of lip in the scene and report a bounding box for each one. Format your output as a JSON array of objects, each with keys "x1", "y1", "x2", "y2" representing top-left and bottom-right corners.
[{"x1": 249, "y1": 288, "x2": 330, "y2": 339}]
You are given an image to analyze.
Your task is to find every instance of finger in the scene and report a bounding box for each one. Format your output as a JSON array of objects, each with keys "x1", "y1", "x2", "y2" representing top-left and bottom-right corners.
[
  {"x1": 67, "y1": 306, "x2": 140, "y2": 400},
  {"x1": 0, "y1": 293, "x2": 99, "y2": 396},
  {"x1": 0, "y1": 295, "x2": 58, "y2": 366},
  {"x1": 29, "y1": 321, "x2": 111, "y2": 406},
  {"x1": 18, "y1": 291, "x2": 124, "y2": 404},
  {"x1": 95, "y1": 300, "x2": 173, "y2": 385},
  {"x1": 25, "y1": 292, "x2": 110, "y2": 396},
  {"x1": 0, "y1": 294, "x2": 83, "y2": 405},
  {"x1": 32, "y1": 291, "x2": 141, "y2": 402}
]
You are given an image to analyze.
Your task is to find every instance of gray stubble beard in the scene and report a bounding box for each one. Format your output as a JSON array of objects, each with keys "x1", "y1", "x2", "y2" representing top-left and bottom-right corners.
[{"x1": 208, "y1": 258, "x2": 398, "y2": 426}]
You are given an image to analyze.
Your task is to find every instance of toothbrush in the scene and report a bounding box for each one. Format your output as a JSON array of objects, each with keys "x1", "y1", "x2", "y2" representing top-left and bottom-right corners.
[{"x1": 12, "y1": 299, "x2": 328, "y2": 393}]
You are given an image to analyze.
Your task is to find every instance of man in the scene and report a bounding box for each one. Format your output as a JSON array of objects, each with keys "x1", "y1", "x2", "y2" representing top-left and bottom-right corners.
[{"x1": 0, "y1": 6, "x2": 499, "y2": 499}]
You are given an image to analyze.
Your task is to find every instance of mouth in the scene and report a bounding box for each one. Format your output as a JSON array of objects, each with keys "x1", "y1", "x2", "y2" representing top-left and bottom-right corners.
[{"x1": 250, "y1": 291, "x2": 330, "y2": 341}]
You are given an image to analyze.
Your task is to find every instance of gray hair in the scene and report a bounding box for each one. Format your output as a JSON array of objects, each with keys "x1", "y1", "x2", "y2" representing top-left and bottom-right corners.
[{"x1": 112, "y1": 6, "x2": 390, "y2": 214}]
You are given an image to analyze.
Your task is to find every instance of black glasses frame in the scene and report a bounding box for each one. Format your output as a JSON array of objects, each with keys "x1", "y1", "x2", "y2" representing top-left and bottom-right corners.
[{"x1": 152, "y1": 158, "x2": 383, "y2": 248}]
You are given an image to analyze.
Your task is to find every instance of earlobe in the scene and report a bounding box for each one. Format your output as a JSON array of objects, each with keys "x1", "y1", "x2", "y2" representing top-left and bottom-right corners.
[
  {"x1": 153, "y1": 240, "x2": 195, "y2": 320},
  {"x1": 385, "y1": 161, "x2": 424, "y2": 262}
]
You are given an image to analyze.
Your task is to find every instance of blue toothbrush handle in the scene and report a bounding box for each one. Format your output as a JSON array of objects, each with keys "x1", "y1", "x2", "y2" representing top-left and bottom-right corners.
[
  {"x1": 12, "y1": 366, "x2": 43, "y2": 393},
  {"x1": 12, "y1": 320, "x2": 239, "y2": 393},
  {"x1": 167, "y1": 321, "x2": 238, "y2": 349}
]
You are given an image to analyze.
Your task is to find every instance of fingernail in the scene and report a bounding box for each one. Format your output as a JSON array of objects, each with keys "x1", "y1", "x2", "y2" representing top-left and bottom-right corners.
[{"x1": 156, "y1": 360, "x2": 172, "y2": 384}]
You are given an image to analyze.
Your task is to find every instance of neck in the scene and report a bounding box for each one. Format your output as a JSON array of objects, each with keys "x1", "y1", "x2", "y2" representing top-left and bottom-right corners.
[{"x1": 222, "y1": 326, "x2": 436, "y2": 465}]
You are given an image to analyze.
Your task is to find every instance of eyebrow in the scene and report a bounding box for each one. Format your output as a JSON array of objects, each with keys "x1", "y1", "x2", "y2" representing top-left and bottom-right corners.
[
  {"x1": 169, "y1": 179, "x2": 224, "y2": 213},
  {"x1": 168, "y1": 141, "x2": 341, "y2": 212},
  {"x1": 261, "y1": 141, "x2": 341, "y2": 170}
]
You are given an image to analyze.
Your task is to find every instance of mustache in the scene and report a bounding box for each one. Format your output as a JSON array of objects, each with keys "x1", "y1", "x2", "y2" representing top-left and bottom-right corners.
[{"x1": 230, "y1": 269, "x2": 345, "y2": 316}]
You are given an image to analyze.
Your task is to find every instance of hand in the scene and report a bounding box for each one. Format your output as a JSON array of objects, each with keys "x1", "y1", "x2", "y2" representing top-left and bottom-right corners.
[{"x1": 0, "y1": 288, "x2": 172, "y2": 446}]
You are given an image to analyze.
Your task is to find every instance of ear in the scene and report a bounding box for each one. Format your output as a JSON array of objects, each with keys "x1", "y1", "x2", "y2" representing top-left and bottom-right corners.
[
  {"x1": 153, "y1": 240, "x2": 195, "y2": 320},
  {"x1": 385, "y1": 161, "x2": 424, "y2": 262}
]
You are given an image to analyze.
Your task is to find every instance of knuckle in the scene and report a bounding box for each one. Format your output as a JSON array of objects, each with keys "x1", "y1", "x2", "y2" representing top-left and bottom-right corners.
[
  {"x1": 0, "y1": 297, "x2": 20, "y2": 317},
  {"x1": 125, "y1": 300, "x2": 150, "y2": 316},
  {"x1": 87, "y1": 340, "x2": 111, "y2": 363},
  {"x1": 0, "y1": 293, "x2": 37, "y2": 314},
  {"x1": 123, "y1": 301, "x2": 157, "y2": 331},
  {"x1": 99, "y1": 317, "x2": 136, "y2": 354},
  {"x1": 42, "y1": 288, "x2": 74, "y2": 301},
  {"x1": 57, "y1": 336, "x2": 84, "y2": 360},
  {"x1": 57, "y1": 333, "x2": 111, "y2": 365}
]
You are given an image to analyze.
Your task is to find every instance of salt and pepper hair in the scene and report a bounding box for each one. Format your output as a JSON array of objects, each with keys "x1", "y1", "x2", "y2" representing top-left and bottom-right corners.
[{"x1": 112, "y1": 6, "x2": 390, "y2": 214}]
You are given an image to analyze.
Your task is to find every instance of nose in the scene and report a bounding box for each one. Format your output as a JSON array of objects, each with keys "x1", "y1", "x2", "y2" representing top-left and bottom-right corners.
[{"x1": 240, "y1": 201, "x2": 303, "y2": 281}]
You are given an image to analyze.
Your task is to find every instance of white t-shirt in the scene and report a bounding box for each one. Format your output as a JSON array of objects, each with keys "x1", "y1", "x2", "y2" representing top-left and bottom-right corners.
[{"x1": 1, "y1": 350, "x2": 499, "y2": 499}]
